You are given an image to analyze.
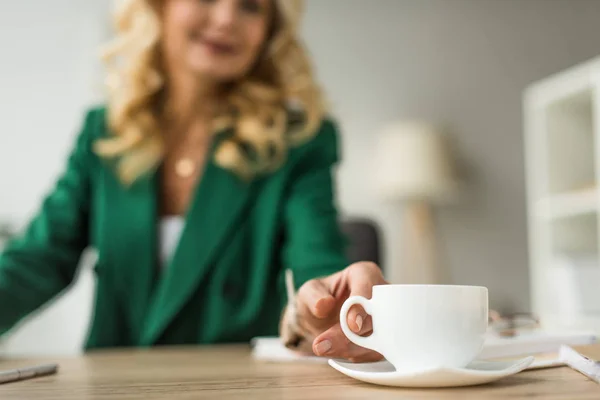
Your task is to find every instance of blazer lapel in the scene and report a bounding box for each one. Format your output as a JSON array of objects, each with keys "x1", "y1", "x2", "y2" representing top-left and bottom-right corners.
[{"x1": 140, "y1": 158, "x2": 255, "y2": 345}]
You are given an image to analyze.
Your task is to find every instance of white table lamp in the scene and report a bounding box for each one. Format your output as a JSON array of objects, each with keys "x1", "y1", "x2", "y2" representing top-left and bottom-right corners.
[{"x1": 375, "y1": 121, "x2": 459, "y2": 284}]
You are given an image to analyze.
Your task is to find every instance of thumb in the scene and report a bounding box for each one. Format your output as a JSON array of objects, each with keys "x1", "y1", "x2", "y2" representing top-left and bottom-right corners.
[{"x1": 297, "y1": 279, "x2": 336, "y2": 319}]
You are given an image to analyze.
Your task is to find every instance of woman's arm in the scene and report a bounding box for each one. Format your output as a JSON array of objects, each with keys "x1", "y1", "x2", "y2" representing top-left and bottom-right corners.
[
  {"x1": 278, "y1": 119, "x2": 347, "y2": 352},
  {"x1": 0, "y1": 108, "x2": 99, "y2": 336},
  {"x1": 278, "y1": 119, "x2": 387, "y2": 361},
  {"x1": 280, "y1": 119, "x2": 349, "y2": 288}
]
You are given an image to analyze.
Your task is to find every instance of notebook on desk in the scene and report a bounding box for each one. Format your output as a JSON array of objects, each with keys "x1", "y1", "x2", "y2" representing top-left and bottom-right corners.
[
  {"x1": 479, "y1": 330, "x2": 597, "y2": 359},
  {"x1": 251, "y1": 330, "x2": 598, "y2": 369}
]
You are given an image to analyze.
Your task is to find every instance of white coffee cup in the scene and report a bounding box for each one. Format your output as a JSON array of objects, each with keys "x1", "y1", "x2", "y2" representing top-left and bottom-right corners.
[{"x1": 340, "y1": 284, "x2": 488, "y2": 372}]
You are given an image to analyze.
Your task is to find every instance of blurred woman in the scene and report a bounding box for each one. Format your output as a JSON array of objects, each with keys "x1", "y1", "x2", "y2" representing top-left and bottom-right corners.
[{"x1": 0, "y1": 0, "x2": 386, "y2": 362}]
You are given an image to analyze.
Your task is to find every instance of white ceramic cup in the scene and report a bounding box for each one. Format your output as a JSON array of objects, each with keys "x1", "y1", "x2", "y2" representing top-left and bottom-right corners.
[{"x1": 340, "y1": 284, "x2": 488, "y2": 372}]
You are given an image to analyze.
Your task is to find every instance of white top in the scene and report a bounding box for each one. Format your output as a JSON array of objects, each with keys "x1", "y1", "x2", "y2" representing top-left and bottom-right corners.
[{"x1": 159, "y1": 216, "x2": 185, "y2": 267}]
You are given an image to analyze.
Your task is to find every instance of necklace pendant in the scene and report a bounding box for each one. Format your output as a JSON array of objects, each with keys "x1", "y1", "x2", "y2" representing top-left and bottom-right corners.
[{"x1": 175, "y1": 158, "x2": 195, "y2": 178}]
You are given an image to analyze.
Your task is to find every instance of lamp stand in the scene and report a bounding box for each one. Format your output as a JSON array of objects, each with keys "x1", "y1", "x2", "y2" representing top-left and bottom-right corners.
[{"x1": 401, "y1": 201, "x2": 443, "y2": 284}]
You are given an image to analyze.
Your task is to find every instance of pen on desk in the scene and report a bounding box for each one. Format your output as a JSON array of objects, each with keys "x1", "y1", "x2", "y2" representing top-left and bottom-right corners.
[
  {"x1": 0, "y1": 364, "x2": 58, "y2": 384},
  {"x1": 559, "y1": 345, "x2": 600, "y2": 384}
]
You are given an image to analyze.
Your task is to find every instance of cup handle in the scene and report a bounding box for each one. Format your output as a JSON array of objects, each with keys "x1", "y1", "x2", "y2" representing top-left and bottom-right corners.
[{"x1": 339, "y1": 296, "x2": 380, "y2": 354}]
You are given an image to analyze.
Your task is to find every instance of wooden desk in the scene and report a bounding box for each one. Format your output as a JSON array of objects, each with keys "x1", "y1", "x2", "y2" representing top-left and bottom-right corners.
[{"x1": 0, "y1": 345, "x2": 598, "y2": 399}]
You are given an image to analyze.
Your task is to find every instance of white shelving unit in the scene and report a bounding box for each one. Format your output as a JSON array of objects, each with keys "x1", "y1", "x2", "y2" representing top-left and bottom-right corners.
[{"x1": 525, "y1": 55, "x2": 600, "y2": 333}]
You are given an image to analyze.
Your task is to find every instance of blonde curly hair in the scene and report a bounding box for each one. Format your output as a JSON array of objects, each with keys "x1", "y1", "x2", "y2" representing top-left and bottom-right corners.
[{"x1": 94, "y1": 0, "x2": 327, "y2": 184}]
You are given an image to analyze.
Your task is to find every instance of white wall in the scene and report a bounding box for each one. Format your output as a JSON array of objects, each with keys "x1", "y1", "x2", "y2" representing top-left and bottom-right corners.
[
  {"x1": 0, "y1": 0, "x2": 109, "y2": 356},
  {"x1": 304, "y1": 0, "x2": 600, "y2": 311},
  {"x1": 0, "y1": 1, "x2": 109, "y2": 221},
  {"x1": 3, "y1": 0, "x2": 600, "y2": 355}
]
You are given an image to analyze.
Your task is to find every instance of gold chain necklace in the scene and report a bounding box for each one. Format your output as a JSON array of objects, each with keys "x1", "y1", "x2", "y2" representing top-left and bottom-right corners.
[
  {"x1": 163, "y1": 114, "x2": 211, "y2": 179},
  {"x1": 174, "y1": 158, "x2": 196, "y2": 178}
]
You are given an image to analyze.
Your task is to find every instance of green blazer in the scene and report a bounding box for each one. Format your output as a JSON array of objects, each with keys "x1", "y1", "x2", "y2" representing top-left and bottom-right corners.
[{"x1": 0, "y1": 107, "x2": 349, "y2": 349}]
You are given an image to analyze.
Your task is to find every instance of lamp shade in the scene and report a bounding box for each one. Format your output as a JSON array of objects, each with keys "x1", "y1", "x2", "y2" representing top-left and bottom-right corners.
[{"x1": 374, "y1": 121, "x2": 459, "y2": 202}]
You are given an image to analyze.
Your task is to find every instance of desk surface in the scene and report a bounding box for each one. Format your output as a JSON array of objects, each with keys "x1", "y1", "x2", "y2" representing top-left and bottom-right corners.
[{"x1": 0, "y1": 345, "x2": 599, "y2": 399}]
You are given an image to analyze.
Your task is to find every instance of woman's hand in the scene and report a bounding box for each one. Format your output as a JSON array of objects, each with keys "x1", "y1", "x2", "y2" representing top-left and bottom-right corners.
[{"x1": 280, "y1": 262, "x2": 388, "y2": 362}]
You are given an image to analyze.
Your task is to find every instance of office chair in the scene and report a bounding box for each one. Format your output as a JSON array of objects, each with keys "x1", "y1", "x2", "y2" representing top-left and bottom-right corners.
[{"x1": 340, "y1": 218, "x2": 383, "y2": 272}]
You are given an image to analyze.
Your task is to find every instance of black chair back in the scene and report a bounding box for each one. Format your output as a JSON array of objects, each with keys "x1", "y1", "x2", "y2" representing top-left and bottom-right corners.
[{"x1": 340, "y1": 219, "x2": 383, "y2": 271}]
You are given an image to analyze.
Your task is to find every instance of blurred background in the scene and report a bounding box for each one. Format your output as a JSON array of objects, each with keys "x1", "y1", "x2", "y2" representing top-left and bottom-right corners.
[{"x1": 2, "y1": 0, "x2": 600, "y2": 355}]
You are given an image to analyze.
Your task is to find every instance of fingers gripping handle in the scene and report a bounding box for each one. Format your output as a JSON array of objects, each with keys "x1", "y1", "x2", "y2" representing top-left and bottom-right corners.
[{"x1": 339, "y1": 296, "x2": 379, "y2": 353}]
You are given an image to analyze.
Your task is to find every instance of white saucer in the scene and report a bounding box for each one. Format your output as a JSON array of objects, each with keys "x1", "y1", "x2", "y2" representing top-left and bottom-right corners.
[{"x1": 328, "y1": 356, "x2": 534, "y2": 388}]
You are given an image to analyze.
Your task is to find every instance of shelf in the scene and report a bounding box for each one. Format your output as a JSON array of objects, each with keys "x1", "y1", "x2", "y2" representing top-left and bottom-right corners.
[
  {"x1": 549, "y1": 213, "x2": 598, "y2": 254},
  {"x1": 535, "y1": 188, "x2": 597, "y2": 220},
  {"x1": 525, "y1": 55, "x2": 600, "y2": 336},
  {"x1": 545, "y1": 88, "x2": 595, "y2": 195},
  {"x1": 525, "y1": 54, "x2": 600, "y2": 109}
]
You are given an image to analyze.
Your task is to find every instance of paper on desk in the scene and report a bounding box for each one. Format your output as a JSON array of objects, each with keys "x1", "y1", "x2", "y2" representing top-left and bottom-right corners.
[
  {"x1": 479, "y1": 330, "x2": 597, "y2": 359},
  {"x1": 251, "y1": 337, "x2": 328, "y2": 363},
  {"x1": 251, "y1": 335, "x2": 572, "y2": 370}
]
